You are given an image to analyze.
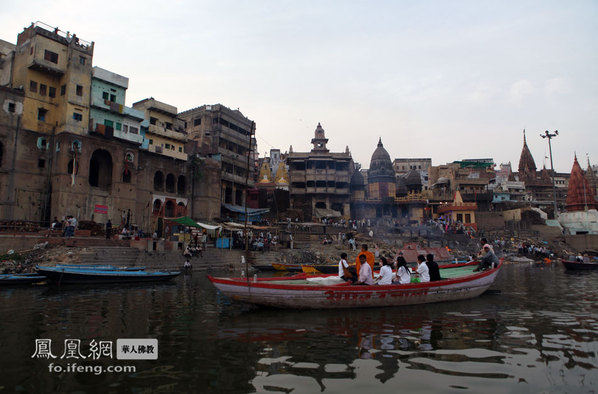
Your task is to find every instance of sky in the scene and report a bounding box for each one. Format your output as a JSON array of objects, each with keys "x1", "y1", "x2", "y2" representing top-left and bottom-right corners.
[{"x1": 2, "y1": 0, "x2": 597, "y2": 173}]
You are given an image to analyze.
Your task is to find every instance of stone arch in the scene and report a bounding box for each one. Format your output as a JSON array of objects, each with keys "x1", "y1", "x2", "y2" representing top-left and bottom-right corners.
[
  {"x1": 165, "y1": 173, "x2": 176, "y2": 193},
  {"x1": 88, "y1": 149, "x2": 113, "y2": 190},
  {"x1": 177, "y1": 201, "x2": 187, "y2": 216},
  {"x1": 165, "y1": 200, "x2": 175, "y2": 217},
  {"x1": 154, "y1": 171, "x2": 164, "y2": 191},
  {"x1": 177, "y1": 175, "x2": 186, "y2": 195}
]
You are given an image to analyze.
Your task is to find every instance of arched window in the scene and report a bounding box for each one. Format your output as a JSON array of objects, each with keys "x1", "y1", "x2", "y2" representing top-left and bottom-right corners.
[
  {"x1": 165, "y1": 200, "x2": 175, "y2": 217},
  {"x1": 88, "y1": 149, "x2": 113, "y2": 190},
  {"x1": 177, "y1": 201, "x2": 186, "y2": 216},
  {"x1": 165, "y1": 173, "x2": 175, "y2": 193},
  {"x1": 177, "y1": 175, "x2": 186, "y2": 195},
  {"x1": 154, "y1": 171, "x2": 164, "y2": 191},
  {"x1": 152, "y1": 199, "x2": 162, "y2": 214}
]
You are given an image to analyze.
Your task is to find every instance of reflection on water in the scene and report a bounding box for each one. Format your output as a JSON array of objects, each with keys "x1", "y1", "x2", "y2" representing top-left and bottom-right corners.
[{"x1": 0, "y1": 264, "x2": 597, "y2": 393}]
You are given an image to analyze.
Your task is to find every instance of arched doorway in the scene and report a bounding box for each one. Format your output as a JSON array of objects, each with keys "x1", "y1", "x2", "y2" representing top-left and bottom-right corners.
[
  {"x1": 165, "y1": 173, "x2": 175, "y2": 193},
  {"x1": 165, "y1": 200, "x2": 175, "y2": 217},
  {"x1": 88, "y1": 149, "x2": 113, "y2": 190},
  {"x1": 154, "y1": 171, "x2": 164, "y2": 191}
]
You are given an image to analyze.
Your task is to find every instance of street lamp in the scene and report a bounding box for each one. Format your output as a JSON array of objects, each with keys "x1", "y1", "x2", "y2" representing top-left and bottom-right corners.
[{"x1": 540, "y1": 130, "x2": 558, "y2": 218}]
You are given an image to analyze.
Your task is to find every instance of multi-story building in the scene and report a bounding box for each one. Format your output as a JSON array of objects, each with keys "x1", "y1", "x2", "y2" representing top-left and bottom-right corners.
[
  {"x1": 90, "y1": 67, "x2": 145, "y2": 147},
  {"x1": 179, "y1": 104, "x2": 255, "y2": 209},
  {"x1": 133, "y1": 98, "x2": 187, "y2": 161},
  {"x1": 287, "y1": 123, "x2": 353, "y2": 220}
]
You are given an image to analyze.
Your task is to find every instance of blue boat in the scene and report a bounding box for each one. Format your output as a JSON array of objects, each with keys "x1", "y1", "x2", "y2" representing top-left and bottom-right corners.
[
  {"x1": 55, "y1": 263, "x2": 145, "y2": 271},
  {"x1": 0, "y1": 273, "x2": 47, "y2": 285},
  {"x1": 36, "y1": 266, "x2": 180, "y2": 284}
]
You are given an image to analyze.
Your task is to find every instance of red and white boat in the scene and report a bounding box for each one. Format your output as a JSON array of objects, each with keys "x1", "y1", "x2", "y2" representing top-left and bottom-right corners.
[{"x1": 208, "y1": 260, "x2": 502, "y2": 309}]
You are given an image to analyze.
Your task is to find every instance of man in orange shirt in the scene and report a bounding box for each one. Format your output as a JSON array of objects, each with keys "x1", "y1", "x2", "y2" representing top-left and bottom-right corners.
[{"x1": 355, "y1": 244, "x2": 375, "y2": 278}]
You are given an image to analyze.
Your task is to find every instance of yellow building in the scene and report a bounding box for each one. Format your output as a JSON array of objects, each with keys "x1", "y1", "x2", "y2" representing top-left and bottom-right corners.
[
  {"x1": 11, "y1": 22, "x2": 94, "y2": 136},
  {"x1": 132, "y1": 98, "x2": 187, "y2": 161}
]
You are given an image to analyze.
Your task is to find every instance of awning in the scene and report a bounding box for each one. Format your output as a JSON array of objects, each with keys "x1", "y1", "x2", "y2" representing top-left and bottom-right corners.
[
  {"x1": 315, "y1": 208, "x2": 342, "y2": 218},
  {"x1": 222, "y1": 203, "x2": 270, "y2": 216},
  {"x1": 169, "y1": 216, "x2": 222, "y2": 231}
]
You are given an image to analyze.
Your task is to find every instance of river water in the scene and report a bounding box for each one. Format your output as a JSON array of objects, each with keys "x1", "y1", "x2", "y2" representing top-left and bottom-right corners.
[{"x1": 1, "y1": 263, "x2": 596, "y2": 393}]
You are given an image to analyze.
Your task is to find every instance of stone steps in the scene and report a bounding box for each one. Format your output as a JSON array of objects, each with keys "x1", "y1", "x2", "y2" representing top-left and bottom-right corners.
[{"x1": 79, "y1": 246, "x2": 141, "y2": 266}]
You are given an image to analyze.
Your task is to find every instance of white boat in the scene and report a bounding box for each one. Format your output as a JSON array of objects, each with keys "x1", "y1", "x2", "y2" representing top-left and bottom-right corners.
[{"x1": 208, "y1": 261, "x2": 502, "y2": 309}]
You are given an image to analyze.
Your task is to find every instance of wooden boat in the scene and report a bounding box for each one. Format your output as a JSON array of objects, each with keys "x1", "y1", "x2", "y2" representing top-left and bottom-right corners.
[
  {"x1": 208, "y1": 260, "x2": 502, "y2": 309},
  {"x1": 271, "y1": 263, "x2": 303, "y2": 272},
  {"x1": 561, "y1": 258, "x2": 598, "y2": 270},
  {"x1": 0, "y1": 273, "x2": 47, "y2": 285},
  {"x1": 55, "y1": 263, "x2": 145, "y2": 271},
  {"x1": 36, "y1": 266, "x2": 180, "y2": 284}
]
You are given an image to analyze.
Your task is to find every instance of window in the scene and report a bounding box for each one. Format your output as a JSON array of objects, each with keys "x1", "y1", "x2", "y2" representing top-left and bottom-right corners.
[
  {"x1": 30, "y1": 80, "x2": 37, "y2": 93},
  {"x1": 39, "y1": 84, "x2": 47, "y2": 96},
  {"x1": 49, "y1": 86, "x2": 56, "y2": 98},
  {"x1": 150, "y1": 117, "x2": 157, "y2": 125},
  {"x1": 123, "y1": 125, "x2": 129, "y2": 133},
  {"x1": 60, "y1": 85, "x2": 66, "y2": 96},
  {"x1": 194, "y1": 118, "x2": 201, "y2": 126},
  {"x1": 110, "y1": 94, "x2": 116, "y2": 102},
  {"x1": 44, "y1": 50, "x2": 58, "y2": 64},
  {"x1": 104, "y1": 119, "x2": 114, "y2": 127},
  {"x1": 8, "y1": 103, "x2": 15, "y2": 113},
  {"x1": 149, "y1": 139, "x2": 153, "y2": 145},
  {"x1": 116, "y1": 122, "x2": 121, "y2": 131},
  {"x1": 179, "y1": 147, "x2": 182, "y2": 152},
  {"x1": 129, "y1": 126, "x2": 138, "y2": 134},
  {"x1": 165, "y1": 122, "x2": 172, "y2": 130},
  {"x1": 165, "y1": 143, "x2": 171, "y2": 149},
  {"x1": 102, "y1": 92, "x2": 109, "y2": 100},
  {"x1": 37, "y1": 108, "x2": 48, "y2": 121},
  {"x1": 76, "y1": 85, "x2": 83, "y2": 96},
  {"x1": 79, "y1": 56, "x2": 85, "y2": 65},
  {"x1": 73, "y1": 112, "x2": 82, "y2": 121}
]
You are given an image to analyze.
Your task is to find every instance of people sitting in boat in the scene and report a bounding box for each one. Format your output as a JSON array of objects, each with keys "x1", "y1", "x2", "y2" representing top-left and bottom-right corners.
[
  {"x1": 355, "y1": 254, "x2": 374, "y2": 285},
  {"x1": 355, "y1": 244, "x2": 375, "y2": 279},
  {"x1": 394, "y1": 255, "x2": 411, "y2": 284},
  {"x1": 475, "y1": 245, "x2": 499, "y2": 271},
  {"x1": 375, "y1": 256, "x2": 393, "y2": 285},
  {"x1": 416, "y1": 254, "x2": 430, "y2": 282},
  {"x1": 338, "y1": 252, "x2": 356, "y2": 282},
  {"x1": 426, "y1": 254, "x2": 442, "y2": 281}
]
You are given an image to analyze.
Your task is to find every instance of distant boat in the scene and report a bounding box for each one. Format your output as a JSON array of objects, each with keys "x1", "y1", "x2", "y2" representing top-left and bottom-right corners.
[
  {"x1": 561, "y1": 258, "x2": 598, "y2": 270},
  {"x1": 0, "y1": 273, "x2": 47, "y2": 286},
  {"x1": 55, "y1": 263, "x2": 145, "y2": 271},
  {"x1": 208, "y1": 260, "x2": 502, "y2": 309},
  {"x1": 36, "y1": 266, "x2": 180, "y2": 284}
]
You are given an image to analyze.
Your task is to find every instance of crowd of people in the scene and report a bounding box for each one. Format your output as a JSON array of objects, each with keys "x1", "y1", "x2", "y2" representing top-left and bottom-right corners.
[{"x1": 337, "y1": 239, "x2": 499, "y2": 285}]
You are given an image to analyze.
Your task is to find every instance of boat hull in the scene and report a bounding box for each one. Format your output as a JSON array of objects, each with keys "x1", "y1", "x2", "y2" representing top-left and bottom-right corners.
[
  {"x1": 0, "y1": 273, "x2": 47, "y2": 285},
  {"x1": 209, "y1": 264, "x2": 502, "y2": 309},
  {"x1": 561, "y1": 259, "x2": 598, "y2": 270},
  {"x1": 37, "y1": 267, "x2": 180, "y2": 284}
]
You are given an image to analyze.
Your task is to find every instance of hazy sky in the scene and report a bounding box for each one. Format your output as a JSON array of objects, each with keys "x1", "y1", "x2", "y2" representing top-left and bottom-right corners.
[{"x1": 2, "y1": 1, "x2": 596, "y2": 172}]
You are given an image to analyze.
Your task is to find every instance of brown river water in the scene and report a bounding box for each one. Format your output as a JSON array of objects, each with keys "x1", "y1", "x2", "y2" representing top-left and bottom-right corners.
[{"x1": 0, "y1": 262, "x2": 596, "y2": 393}]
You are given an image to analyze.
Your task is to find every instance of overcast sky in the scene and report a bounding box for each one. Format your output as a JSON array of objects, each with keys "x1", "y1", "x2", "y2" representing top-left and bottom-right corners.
[{"x1": 2, "y1": 0, "x2": 596, "y2": 173}]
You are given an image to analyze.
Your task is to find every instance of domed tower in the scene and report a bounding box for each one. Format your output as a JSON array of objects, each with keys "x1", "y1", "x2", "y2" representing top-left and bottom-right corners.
[
  {"x1": 565, "y1": 155, "x2": 597, "y2": 211},
  {"x1": 518, "y1": 130, "x2": 537, "y2": 182},
  {"x1": 310, "y1": 123, "x2": 329, "y2": 152},
  {"x1": 367, "y1": 138, "x2": 396, "y2": 199}
]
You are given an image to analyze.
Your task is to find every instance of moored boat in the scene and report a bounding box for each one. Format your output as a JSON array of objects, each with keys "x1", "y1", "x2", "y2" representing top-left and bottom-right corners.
[
  {"x1": 271, "y1": 263, "x2": 303, "y2": 272},
  {"x1": 55, "y1": 263, "x2": 145, "y2": 271},
  {"x1": 561, "y1": 258, "x2": 598, "y2": 270},
  {"x1": 209, "y1": 260, "x2": 502, "y2": 309},
  {"x1": 36, "y1": 266, "x2": 180, "y2": 284},
  {"x1": 0, "y1": 273, "x2": 47, "y2": 286}
]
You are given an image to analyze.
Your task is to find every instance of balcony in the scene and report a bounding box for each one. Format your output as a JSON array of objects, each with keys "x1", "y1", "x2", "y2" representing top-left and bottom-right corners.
[
  {"x1": 147, "y1": 124, "x2": 187, "y2": 141},
  {"x1": 27, "y1": 58, "x2": 65, "y2": 76}
]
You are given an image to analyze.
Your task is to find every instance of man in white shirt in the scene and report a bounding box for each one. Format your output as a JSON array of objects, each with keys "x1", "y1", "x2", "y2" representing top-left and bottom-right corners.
[
  {"x1": 356, "y1": 254, "x2": 375, "y2": 285},
  {"x1": 416, "y1": 254, "x2": 430, "y2": 282}
]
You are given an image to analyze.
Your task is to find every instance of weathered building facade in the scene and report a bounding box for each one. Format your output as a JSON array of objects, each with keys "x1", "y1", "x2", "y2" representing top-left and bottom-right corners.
[
  {"x1": 287, "y1": 123, "x2": 353, "y2": 220},
  {"x1": 0, "y1": 23, "x2": 221, "y2": 231}
]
